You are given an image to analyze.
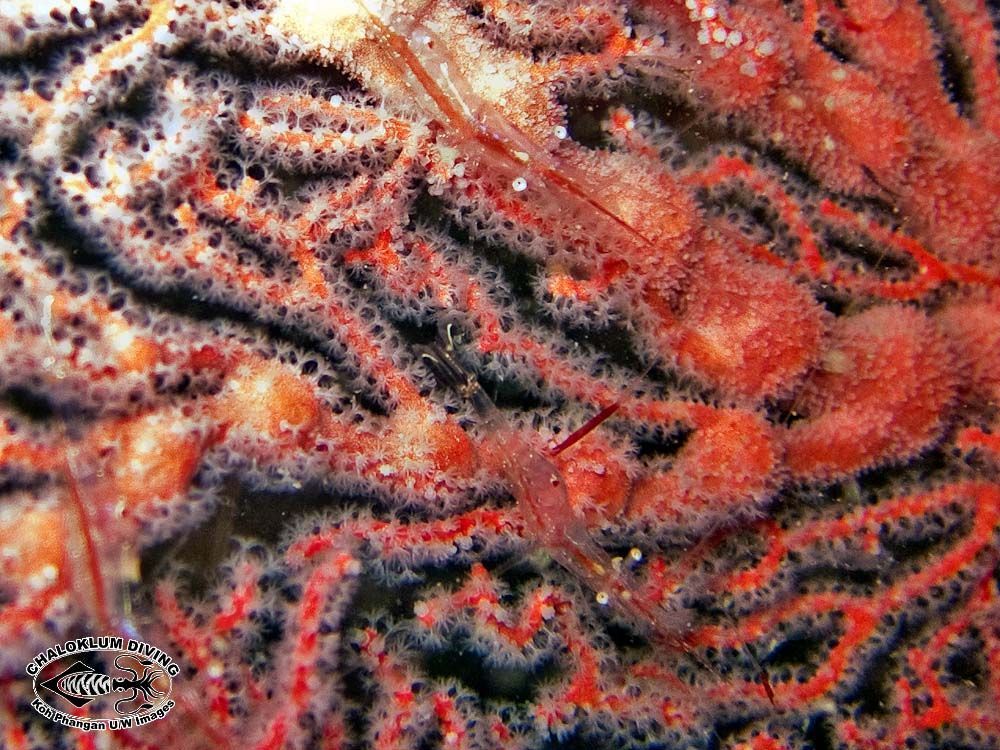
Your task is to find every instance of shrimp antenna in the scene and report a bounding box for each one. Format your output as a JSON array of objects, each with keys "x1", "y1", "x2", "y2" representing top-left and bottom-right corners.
[
  {"x1": 549, "y1": 352, "x2": 662, "y2": 457},
  {"x1": 742, "y1": 642, "x2": 777, "y2": 707}
]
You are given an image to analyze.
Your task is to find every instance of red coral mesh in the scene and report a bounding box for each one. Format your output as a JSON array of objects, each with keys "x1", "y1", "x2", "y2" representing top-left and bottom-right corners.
[{"x1": 0, "y1": 0, "x2": 999, "y2": 749}]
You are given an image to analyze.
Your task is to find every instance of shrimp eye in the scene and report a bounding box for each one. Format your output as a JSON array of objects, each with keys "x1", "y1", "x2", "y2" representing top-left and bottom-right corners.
[{"x1": 549, "y1": 475, "x2": 560, "y2": 487}]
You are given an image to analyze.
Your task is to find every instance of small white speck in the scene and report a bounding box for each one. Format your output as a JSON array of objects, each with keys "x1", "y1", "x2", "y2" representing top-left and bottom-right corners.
[
  {"x1": 756, "y1": 39, "x2": 776, "y2": 56},
  {"x1": 511, "y1": 176, "x2": 527, "y2": 192},
  {"x1": 153, "y1": 26, "x2": 177, "y2": 46}
]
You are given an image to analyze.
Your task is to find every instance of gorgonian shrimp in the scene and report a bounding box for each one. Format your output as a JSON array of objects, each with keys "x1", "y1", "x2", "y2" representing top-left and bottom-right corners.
[
  {"x1": 421, "y1": 332, "x2": 696, "y2": 648},
  {"x1": 422, "y1": 334, "x2": 784, "y2": 708}
]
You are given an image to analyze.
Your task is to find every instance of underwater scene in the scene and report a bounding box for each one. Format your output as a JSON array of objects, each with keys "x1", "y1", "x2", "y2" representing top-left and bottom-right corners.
[{"x1": 1, "y1": 0, "x2": 999, "y2": 748}]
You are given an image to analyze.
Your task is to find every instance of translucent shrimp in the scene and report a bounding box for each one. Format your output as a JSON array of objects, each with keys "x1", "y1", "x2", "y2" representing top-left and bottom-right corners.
[
  {"x1": 421, "y1": 334, "x2": 696, "y2": 647},
  {"x1": 11, "y1": 285, "x2": 234, "y2": 744}
]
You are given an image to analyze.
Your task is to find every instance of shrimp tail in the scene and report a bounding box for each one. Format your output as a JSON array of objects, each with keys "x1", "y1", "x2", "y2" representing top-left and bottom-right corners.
[{"x1": 552, "y1": 528, "x2": 695, "y2": 645}]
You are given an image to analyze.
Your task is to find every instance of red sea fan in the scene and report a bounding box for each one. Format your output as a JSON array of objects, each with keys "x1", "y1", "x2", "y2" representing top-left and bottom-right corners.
[{"x1": 0, "y1": 1, "x2": 999, "y2": 748}]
